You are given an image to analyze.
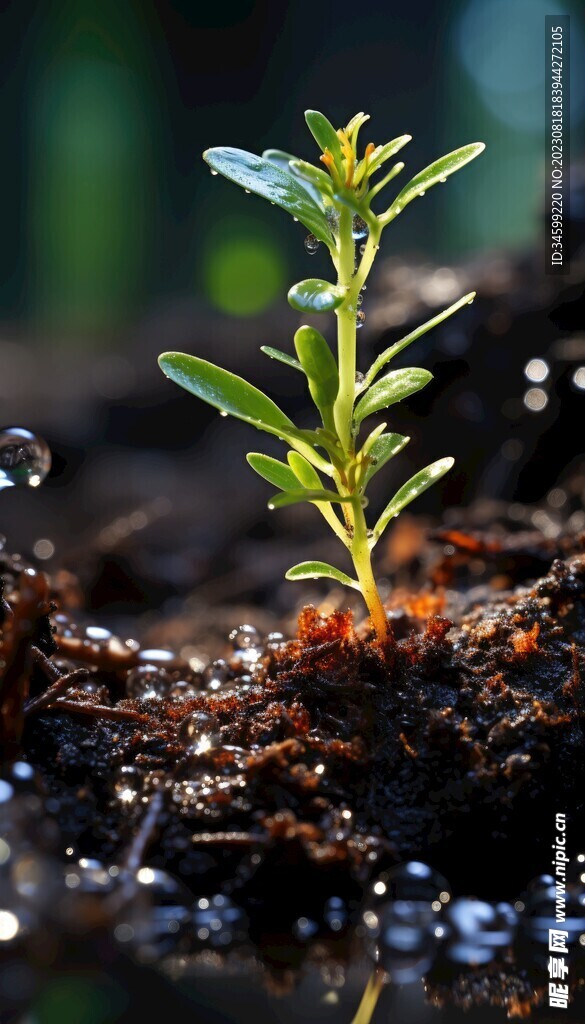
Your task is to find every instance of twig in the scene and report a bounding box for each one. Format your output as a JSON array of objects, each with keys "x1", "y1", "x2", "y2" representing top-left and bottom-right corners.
[
  {"x1": 25, "y1": 647, "x2": 89, "y2": 714},
  {"x1": 122, "y1": 791, "x2": 165, "y2": 873},
  {"x1": 39, "y1": 699, "x2": 147, "y2": 723}
]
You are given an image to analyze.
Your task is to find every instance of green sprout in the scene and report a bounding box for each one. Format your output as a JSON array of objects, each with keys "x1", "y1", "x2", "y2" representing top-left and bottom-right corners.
[{"x1": 159, "y1": 111, "x2": 484, "y2": 643}]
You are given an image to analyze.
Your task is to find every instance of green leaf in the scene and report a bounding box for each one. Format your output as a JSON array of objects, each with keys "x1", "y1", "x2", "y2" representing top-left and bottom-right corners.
[
  {"x1": 382, "y1": 143, "x2": 485, "y2": 224},
  {"x1": 287, "y1": 451, "x2": 350, "y2": 546},
  {"x1": 287, "y1": 451, "x2": 322, "y2": 488},
  {"x1": 363, "y1": 293, "x2": 476, "y2": 387},
  {"x1": 362, "y1": 432, "x2": 410, "y2": 486},
  {"x1": 353, "y1": 368, "x2": 433, "y2": 427},
  {"x1": 305, "y1": 110, "x2": 343, "y2": 171},
  {"x1": 294, "y1": 325, "x2": 339, "y2": 416},
  {"x1": 373, "y1": 457, "x2": 454, "y2": 541},
  {"x1": 263, "y1": 149, "x2": 322, "y2": 204},
  {"x1": 285, "y1": 560, "x2": 360, "y2": 591},
  {"x1": 203, "y1": 147, "x2": 334, "y2": 246},
  {"x1": 289, "y1": 159, "x2": 334, "y2": 197},
  {"x1": 367, "y1": 135, "x2": 412, "y2": 177},
  {"x1": 288, "y1": 279, "x2": 346, "y2": 314},
  {"x1": 268, "y1": 489, "x2": 353, "y2": 510},
  {"x1": 246, "y1": 453, "x2": 298, "y2": 491},
  {"x1": 158, "y1": 351, "x2": 332, "y2": 474},
  {"x1": 260, "y1": 346, "x2": 303, "y2": 372}
]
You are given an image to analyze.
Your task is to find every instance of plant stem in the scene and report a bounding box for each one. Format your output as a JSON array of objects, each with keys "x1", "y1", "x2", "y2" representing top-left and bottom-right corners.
[
  {"x1": 350, "y1": 968, "x2": 386, "y2": 1024},
  {"x1": 351, "y1": 498, "x2": 389, "y2": 641},
  {"x1": 331, "y1": 206, "x2": 389, "y2": 642},
  {"x1": 333, "y1": 205, "x2": 357, "y2": 452}
]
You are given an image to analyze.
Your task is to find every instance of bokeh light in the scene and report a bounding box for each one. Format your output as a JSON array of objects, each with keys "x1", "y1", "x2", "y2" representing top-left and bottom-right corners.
[{"x1": 202, "y1": 218, "x2": 286, "y2": 316}]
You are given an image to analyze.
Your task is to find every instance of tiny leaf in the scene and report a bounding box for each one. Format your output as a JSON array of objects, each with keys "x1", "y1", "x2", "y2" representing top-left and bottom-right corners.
[
  {"x1": 382, "y1": 143, "x2": 485, "y2": 223},
  {"x1": 353, "y1": 368, "x2": 433, "y2": 427},
  {"x1": 263, "y1": 149, "x2": 322, "y2": 204},
  {"x1": 363, "y1": 293, "x2": 476, "y2": 387},
  {"x1": 362, "y1": 432, "x2": 410, "y2": 486},
  {"x1": 246, "y1": 453, "x2": 298, "y2": 491},
  {"x1": 367, "y1": 135, "x2": 412, "y2": 176},
  {"x1": 285, "y1": 560, "x2": 360, "y2": 591},
  {"x1": 294, "y1": 325, "x2": 339, "y2": 415},
  {"x1": 305, "y1": 110, "x2": 343, "y2": 171},
  {"x1": 373, "y1": 457, "x2": 454, "y2": 541},
  {"x1": 287, "y1": 451, "x2": 322, "y2": 489},
  {"x1": 203, "y1": 147, "x2": 334, "y2": 246},
  {"x1": 288, "y1": 279, "x2": 346, "y2": 314},
  {"x1": 268, "y1": 489, "x2": 352, "y2": 509},
  {"x1": 260, "y1": 346, "x2": 303, "y2": 372}
]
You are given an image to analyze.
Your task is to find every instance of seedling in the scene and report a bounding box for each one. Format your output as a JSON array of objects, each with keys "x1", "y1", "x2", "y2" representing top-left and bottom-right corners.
[{"x1": 159, "y1": 111, "x2": 484, "y2": 642}]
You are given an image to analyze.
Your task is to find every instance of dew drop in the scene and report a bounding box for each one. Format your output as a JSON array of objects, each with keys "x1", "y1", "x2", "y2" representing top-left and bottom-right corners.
[
  {"x1": 304, "y1": 234, "x2": 320, "y2": 255},
  {"x1": 352, "y1": 216, "x2": 369, "y2": 241},
  {"x1": 126, "y1": 665, "x2": 172, "y2": 700},
  {"x1": 439, "y1": 176, "x2": 447, "y2": 183},
  {"x1": 0, "y1": 428, "x2": 51, "y2": 491},
  {"x1": 203, "y1": 660, "x2": 229, "y2": 692},
  {"x1": 220, "y1": 411, "x2": 228, "y2": 418},
  {"x1": 356, "y1": 310, "x2": 366, "y2": 329},
  {"x1": 179, "y1": 711, "x2": 221, "y2": 756},
  {"x1": 293, "y1": 217, "x2": 299, "y2": 222},
  {"x1": 228, "y1": 624, "x2": 261, "y2": 650},
  {"x1": 418, "y1": 191, "x2": 426, "y2": 197},
  {"x1": 244, "y1": 189, "x2": 251, "y2": 194},
  {"x1": 356, "y1": 293, "x2": 363, "y2": 307},
  {"x1": 210, "y1": 170, "x2": 218, "y2": 176},
  {"x1": 359, "y1": 243, "x2": 367, "y2": 256}
]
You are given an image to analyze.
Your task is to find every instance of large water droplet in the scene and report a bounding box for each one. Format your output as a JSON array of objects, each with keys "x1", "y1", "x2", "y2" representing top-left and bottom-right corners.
[
  {"x1": 203, "y1": 660, "x2": 229, "y2": 691},
  {"x1": 362, "y1": 899, "x2": 438, "y2": 983},
  {"x1": 0, "y1": 428, "x2": 51, "y2": 491},
  {"x1": 304, "y1": 234, "x2": 320, "y2": 255},
  {"x1": 356, "y1": 311, "x2": 366, "y2": 329},
  {"x1": 178, "y1": 711, "x2": 221, "y2": 756},
  {"x1": 352, "y1": 216, "x2": 369, "y2": 241},
  {"x1": 445, "y1": 899, "x2": 516, "y2": 965},
  {"x1": 126, "y1": 664, "x2": 172, "y2": 700},
  {"x1": 522, "y1": 884, "x2": 585, "y2": 943},
  {"x1": 119, "y1": 868, "x2": 193, "y2": 960},
  {"x1": 369, "y1": 861, "x2": 451, "y2": 906},
  {"x1": 228, "y1": 625, "x2": 261, "y2": 650}
]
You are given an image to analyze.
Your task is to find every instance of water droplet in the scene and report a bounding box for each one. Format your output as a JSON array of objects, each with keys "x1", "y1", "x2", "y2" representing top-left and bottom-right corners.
[
  {"x1": 193, "y1": 894, "x2": 247, "y2": 948},
  {"x1": 0, "y1": 428, "x2": 51, "y2": 491},
  {"x1": 439, "y1": 176, "x2": 447, "y2": 183},
  {"x1": 445, "y1": 899, "x2": 516, "y2": 965},
  {"x1": 244, "y1": 189, "x2": 251, "y2": 194},
  {"x1": 293, "y1": 216, "x2": 299, "y2": 222},
  {"x1": 355, "y1": 371, "x2": 365, "y2": 385},
  {"x1": 359, "y1": 244, "x2": 367, "y2": 256},
  {"x1": 352, "y1": 216, "x2": 368, "y2": 241},
  {"x1": 126, "y1": 664, "x2": 172, "y2": 700},
  {"x1": 178, "y1": 711, "x2": 221, "y2": 756},
  {"x1": 168, "y1": 680, "x2": 196, "y2": 699},
  {"x1": 522, "y1": 884, "x2": 585, "y2": 943},
  {"x1": 362, "y1": 899, "x2": 438, "y2": 982},
  {"x1": 356, "y1": 293, "x2": 363, "y2": 307},
  {"x1": 138, "y1": 649, "x2": 175, "y2": 665},
  {"x1": 228, "y1": 625, "x2": 261, "y2": 650},
  {"x1": 370, "y1": 861, "x2": 451, "y2": 905},
  {"x1": 219, "y1": 411, "x2": 228, "y2": 418},
  {"x1": 304, "y1": 234, "x2": 320, "y2": 255},
  {"x1": 210, "y1": 170, "x2": 218, "y2": 176},
  {"x1": 356, "y1": 311, "x2": 366, "y2": 328},
  {"x1": 203, "y1": 660, "x2": 229, "y2": 692},
  {"x1": 265, "y1": 631, "x2": 285, "y2": 651},
  {"x1": 121, "y1": 868, "x2": 193, "y2": 959},
  {"x1": 85, "y1": 626, "x2": 113, "y2": 645},
  {"x1": 418, "y1": 191, "x2": 426, "y2": 197}
]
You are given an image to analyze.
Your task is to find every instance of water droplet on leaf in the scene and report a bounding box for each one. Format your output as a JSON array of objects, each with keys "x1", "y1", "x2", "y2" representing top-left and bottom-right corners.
[
  {"x1": 356, "y1": 311, "x2": 366, "y2": 328},
  {"x1": 304, "y1": 234, "x2": 320, "y2": 255}
]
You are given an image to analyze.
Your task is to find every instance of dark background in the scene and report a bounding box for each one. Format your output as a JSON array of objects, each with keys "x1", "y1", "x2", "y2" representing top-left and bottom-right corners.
[{"x1": 0, "y1": 0, "x2": 584, "y2": 628}]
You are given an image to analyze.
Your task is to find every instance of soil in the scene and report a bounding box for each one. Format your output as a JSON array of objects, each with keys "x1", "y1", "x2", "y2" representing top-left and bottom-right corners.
[{"x1": 1, "y1": 516, "x2": 585, "y2": 1019}]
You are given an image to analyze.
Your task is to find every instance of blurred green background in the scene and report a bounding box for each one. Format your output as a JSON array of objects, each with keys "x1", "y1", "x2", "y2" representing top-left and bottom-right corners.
[{"x1": 0, "y1": 0, "x2": 583, "y2": 334}]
